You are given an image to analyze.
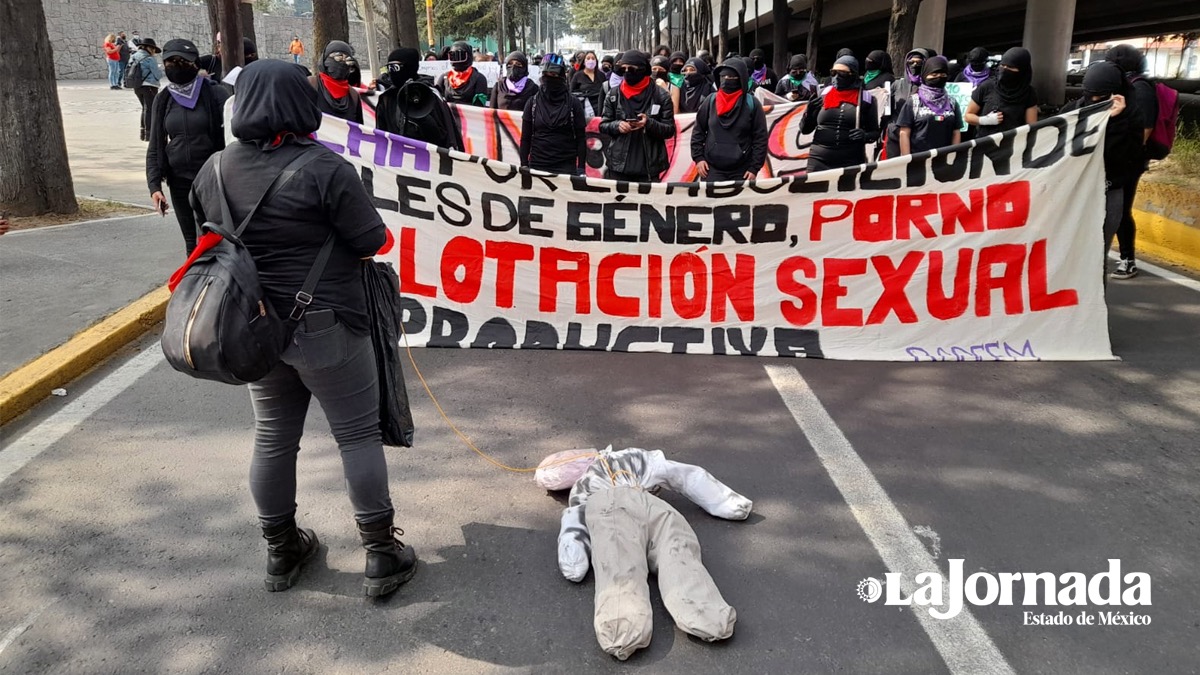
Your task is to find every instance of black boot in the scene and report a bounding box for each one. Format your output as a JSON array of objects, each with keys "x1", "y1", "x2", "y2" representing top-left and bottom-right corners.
[
  {"x1": 358, "y1": 516, "x2": 418, "y2": 597},
  {"x1": 262, "y1": 519, "x2": 320, "y2": 592}
]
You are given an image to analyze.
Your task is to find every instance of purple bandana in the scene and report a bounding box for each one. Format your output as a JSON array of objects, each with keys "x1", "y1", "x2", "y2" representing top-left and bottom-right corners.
[
  {"x1": 507, "y1": 76, "x2": 529, "y2": 94},
  {"x1": 167, "y1": 77, "x2": 203, "y2": 110},
  {"x1": 751, "y1": 65, "x2": 768, "y2": 83},
  {"x1": 608, "y1": 72, "x2": 623, "y2": 88},
  {"x1": 961, "y1": 64, "x2": 991, "y2": 86},
  {"x1": 917, "y1": 84, "x2": 954, "y2": 116}
]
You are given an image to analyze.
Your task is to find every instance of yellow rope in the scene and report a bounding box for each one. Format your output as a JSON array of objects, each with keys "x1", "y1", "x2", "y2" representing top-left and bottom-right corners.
[{"x1": 398, "y1": 316, "x2": 598, "y2": 473}]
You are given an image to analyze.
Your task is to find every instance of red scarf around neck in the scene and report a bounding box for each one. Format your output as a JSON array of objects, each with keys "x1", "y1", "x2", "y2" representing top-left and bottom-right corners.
[
  {"x1": 823, "y1": 87, "x2": 860, "y2": 110},
  {"x1": 620, "y1": 76, "x2": 651, "y2": 99},
  {"x1": 447, "y1": 66, "x2": 475, "y2": 90},
  {"x1": 319, "y1": 72, "x2": 350, "y2": 99},
  {"x1": 715, "y1": 89, "x2": 743, "y2": 116}
]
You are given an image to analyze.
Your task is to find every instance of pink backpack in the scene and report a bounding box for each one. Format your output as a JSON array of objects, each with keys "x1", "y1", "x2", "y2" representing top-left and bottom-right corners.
[{"x1": 1134, "y1": 76, "x2": 1181, "y2": 160}]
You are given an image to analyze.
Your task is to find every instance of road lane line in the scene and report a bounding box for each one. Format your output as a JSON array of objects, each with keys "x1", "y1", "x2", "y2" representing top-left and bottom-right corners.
[
  {"x1": 0, "y1": 599, "x2": 58, "y2": 657},
  {"x1": 0, "y1": 347, "x2": 162, "y2": 486},
  {"x1": 1109, "y1": 252, "x2": 1200, "y2": 293},
  {"x1": 764, "y1": 364, "x2": 1015, "y2": 675}
]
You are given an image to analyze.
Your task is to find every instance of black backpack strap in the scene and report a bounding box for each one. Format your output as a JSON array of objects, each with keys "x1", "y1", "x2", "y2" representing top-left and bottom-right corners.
[{"x1": 288, "y1": 235, "x2": 336, "y2": 321}]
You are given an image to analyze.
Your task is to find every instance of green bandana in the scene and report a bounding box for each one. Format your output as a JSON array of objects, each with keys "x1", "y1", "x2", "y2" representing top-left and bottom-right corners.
[{"x1": 864, "y1": 69, "x2": 881, "y2": 83}]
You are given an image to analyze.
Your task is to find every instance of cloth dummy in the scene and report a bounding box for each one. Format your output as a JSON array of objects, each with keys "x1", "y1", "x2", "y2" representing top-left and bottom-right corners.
[{"x1": 538, "y1": 446, "x2": 753, "y2": 660}]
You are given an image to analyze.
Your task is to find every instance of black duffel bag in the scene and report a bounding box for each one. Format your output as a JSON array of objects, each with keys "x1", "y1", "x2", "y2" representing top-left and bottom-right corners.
[{"x1": 363, "y1": 260, "x2": 415, "y2": 447}]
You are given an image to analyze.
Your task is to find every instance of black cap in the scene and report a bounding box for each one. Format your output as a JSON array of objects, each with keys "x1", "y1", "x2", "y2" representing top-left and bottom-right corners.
[{"x1": 162, "y1": 39, "x2": 199, "y2": 62}]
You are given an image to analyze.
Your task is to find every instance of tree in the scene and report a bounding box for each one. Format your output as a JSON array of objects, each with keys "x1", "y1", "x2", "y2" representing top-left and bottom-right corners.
[
  {"x1": 806, "y1": 0, "x2": 823, "y2": 66},
  {"x1": 388, "y1": 0, "x2": 419, "y2": 50},
  {"x1": 772, "y1": 0, "x2": 790, "y2": 75},
  {"x1": 0, "y1": 0, "x2": 77, "y2": 216},
  {"x1": 218, "y1": 0, "x2": 245, "y2": 73},
  {"x1": 313, "y1": 0, "x2": 350, "y2": 68},
  {"x1": 886, "y1": 0, "x2": 922, "y2": 79},
  {"x1": 717, "y1": 0, "x2": 729, "y2": 59},
  {"x1": 240, "y1": 0, "x2": 257, "y2": 46}
]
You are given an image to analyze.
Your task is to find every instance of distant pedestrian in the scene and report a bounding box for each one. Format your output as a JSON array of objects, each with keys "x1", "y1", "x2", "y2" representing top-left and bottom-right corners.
[
  {"x1": 103, "y1": 34, "x2": 122, "y2": 89},
  {"x1": 130, "y1": 38, "x2": 163, "y2": 141},
  {"x1": 289, "y1": 35, "x2": 304, "y2": 64},
  {"x1": 130, "y1": 30, "x2": 142, "y2": 47},
  {"x1": 115, "y1": 32, "x2": 131, "y2": 78}
]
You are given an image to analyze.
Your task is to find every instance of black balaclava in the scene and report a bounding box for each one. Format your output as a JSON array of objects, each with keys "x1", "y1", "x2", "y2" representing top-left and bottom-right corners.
[
  {"x1": 967, "y1": 47, "x2": 989, "y2": 69},
  {"x1": 619, "y1": 51, "x2": 650, "y2": 86},
  {"x1": 684, "y1": 57, "x2": 711, "y2": 86},
  {"x1": 835, "y1": 48, "x2": 855, "y2": 60},
  {"x1": 834, "y1": 55, "x2": 859, "y2": 90},
  {"x1": 651, "y1": 55, "x2": 671, "y2": 82},
  {"x1": 788, "y1": 53, "x2": 808, "y2": 79},
  {"x1": 600, "y1": 54, "x2": 615, "y2": 74},
  {"x1": 1105, "y1": 44, "x2": 1146, "y2": 76},
  {"x1": 1082, "y1": 61, "x2": 1126, "y2": 100},
  {"x1": 669, "y1": 51, "x2": 687, "y2": 73},
  {"x1": 904, "y1": 48, "x2": 929, "y2": 80},
  {"x1": 698, "y1": 50, "x2": 715, "y2": 68},
  {"x1": 322, "y1": 40, "x2": 355, "y2": 81},
  {"x1": 998, "y1": 47, "x2": 1032, "y2": 87},
  {"x1": 749, "y1": 48, "x2": 766, "y2": 70},
  {"x1": 921, "y1": 55, "x2": 949, "y2": 88},
  {"x1": 383, "y1": 47, "x2": 420, "y2": 89},
  {"x1": 243, "y1": 37, "x2": 258, "y2": 64},
  {"x1": 449, "y1": 41, "x2": 473, "y2": 72},
  {"x1": 506, "y1": 51, "x2": 529, "y2": 81},
  {"x1": 865, "y1": 50, "x2": 886, "y2": 72},
  {"x1": 231, "y1": 60, "x2": 321, "y2": 150}
]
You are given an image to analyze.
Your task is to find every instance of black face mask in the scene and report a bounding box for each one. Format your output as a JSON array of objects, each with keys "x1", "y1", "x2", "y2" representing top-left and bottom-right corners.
[
  {"x1": 653, "y1": 70, "x2": 668, "y2": 82},
  {"x1": 509, "y1": 66, "x2": 528, "y2": 81},
  {"x1": 999, "y1": 68, "x2": 1020, "y2": 85},
  {"x1": 164, "y1": 63, "x2": 198, "y2": 85},
  {"x1": 907, "y1": 61, "x2": 923, "y2": 76},
  {"x1": 834, "y1": 72, "x2": 857, "y2": 90},
  {"x1": 970, "y1": 60, "x2": 988, "y2": 70},
  {"x1": 720, "y1": 77, "x2": 741, "y2": 93},
  {"x1": 600, "y1": 63, "x2": 612, "y2": 74},
  {"x1": 865, "y1": 59, "x2": 879, "y2": 70},
  {"x1": 324, "y1": 58, "x2": 351, "y2": 81},
  {"x1": 622, "y1": 69, "x2": 646, "y2": 85},
  {"x1": 685, "y1": 72, "x2": 706, "y2": 87},
  {"x1": 924, "y1": 74, "x2": 947, "y2": 88},
  {"x1": 751, "y1": 57, "x2": 764, "y2": 69},
  {"x1": 543, "y1": 76, "x2": 567, "y2": 92},
  {"x1": 670, "y1": 63, "x2": 684, "y2": 74}
]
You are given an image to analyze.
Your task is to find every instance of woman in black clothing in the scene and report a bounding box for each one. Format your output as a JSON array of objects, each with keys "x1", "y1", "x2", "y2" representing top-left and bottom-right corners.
[
  {"x1": 775, "y1": 54, "x2": 817, "y2": 102},
  {"x1": 491, "y1": 51, "x2": 539, "y2": 111},
  {"x1": 801, "y1": 55, "x2": 879, "y2": 172},
  {"x1": 691, "y1": 58, "x2": 767, "y2": 181},
  {"x1": 146, "y1": 38, "x2": 230, "y2": 255},
  {"x1": 955, "y1": 47, "x2": 994, "y2": 86},
  {"x1": 570, "y1": 51, "x2": 604, "y2": 113},
  {"x1": 310, "y1": 41, "x2": 363, "y2": 123},
  {"x1": 375, "y1": 48, "x2": 464, "y2": 151},
  {"x1": 437, "y1": 41, "x2": 490, "y2": 106},
  {"x1": 966, "y1": 47, "x2": 1038, "y2": 134},
  {"x1": 680, "y1": 57, "x2": 715, "y2": 113},
  {"x1": 862, "y1": 50, "x2": 894, "y2": 90},
  {"x1": 520, "y1": 55, "x2": 587, "y2": 174},
  {"x1": 599, "y1": 51, "x2": 676, "y2": 182}
]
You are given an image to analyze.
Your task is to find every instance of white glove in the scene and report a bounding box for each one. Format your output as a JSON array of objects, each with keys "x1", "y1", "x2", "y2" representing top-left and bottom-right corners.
[{"x1": 977, "y1": 112, "x2": 1002, "y2": 126}]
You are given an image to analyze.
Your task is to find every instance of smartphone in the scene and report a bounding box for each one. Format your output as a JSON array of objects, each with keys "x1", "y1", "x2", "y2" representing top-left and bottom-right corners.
[
  {"x1": 624, "y1": 117, "x2": 641, "y2": 123},
  {"x1": 303, "y1": 308, "x2": 336, "y2": 331},
  {"x1": 158, "y1": 200, "x2": 169, "y2": 215}
]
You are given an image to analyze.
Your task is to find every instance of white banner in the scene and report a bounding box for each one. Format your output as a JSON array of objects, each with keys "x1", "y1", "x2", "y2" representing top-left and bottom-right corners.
[{"x1": 315, "y1": 105, "x2": 1115, "y2": 361}]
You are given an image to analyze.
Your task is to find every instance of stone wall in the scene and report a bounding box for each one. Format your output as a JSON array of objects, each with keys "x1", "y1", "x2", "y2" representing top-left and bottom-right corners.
[{"x1": 45, "y1": 0, "x2": 376, "y2": 80}]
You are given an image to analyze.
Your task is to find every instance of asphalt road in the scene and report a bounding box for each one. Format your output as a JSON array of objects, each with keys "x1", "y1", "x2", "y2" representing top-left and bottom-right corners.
[{"x1": 1, "y1": 267, "x2": 1197, "y2": 674}]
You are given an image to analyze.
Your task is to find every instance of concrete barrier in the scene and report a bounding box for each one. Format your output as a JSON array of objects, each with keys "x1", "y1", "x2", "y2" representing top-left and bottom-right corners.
[{"x1": 1133, "y1": 181, "x2": 1200, "y2": 273}]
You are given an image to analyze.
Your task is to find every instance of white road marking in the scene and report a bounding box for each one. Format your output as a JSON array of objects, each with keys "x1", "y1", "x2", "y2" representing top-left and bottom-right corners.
[
  {"x1": 1108, "y1": 252, "x2": 1200, "y2": 293},
  {"x1": 2, "y1": 212, "x2": 154, "y2": 237},
  {"x1": 764, "y1": 364, "x2": 1015, "y2": 675},
  {"x1": 0, "y1": 599, "x2": 58, "y2": 656},
  {"x1": 0, "y1": 347, "x2": 163, "y2": 486}
]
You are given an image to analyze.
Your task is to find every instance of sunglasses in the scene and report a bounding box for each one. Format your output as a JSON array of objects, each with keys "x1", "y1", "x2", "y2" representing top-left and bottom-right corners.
[{"x1": 328, "y1": 52, "x2": 353, "y2": 63}]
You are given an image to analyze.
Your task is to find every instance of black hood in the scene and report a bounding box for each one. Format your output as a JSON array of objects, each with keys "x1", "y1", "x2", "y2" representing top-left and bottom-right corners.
[
  {"x1": 865, "y1": 50, "x2": 891, "y2": 73},
  {"x1": 1082, "y1": 61, "x2": 1127, "y2": 97},
  {"x1": 231, "y1": 60, "x2": 322, "y2": 143},
  {"x1": 1105, "y1": 44, "x2": 1145, "y2": 75},
  {"x1": 714, "y1": 57, "x2": 749, "y2": 90}
]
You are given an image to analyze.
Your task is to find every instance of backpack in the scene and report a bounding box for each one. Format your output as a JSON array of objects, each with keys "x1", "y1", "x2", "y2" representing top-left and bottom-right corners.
[
  {"x1": 1133, "y1": 77, "x2": 1181, "y2": 160},
  {"x1": 161, "y1": 150, "x2": 332, "y2": 385},
  {"x1": 123, "y1": 54, "x2": 145, "y2": 89}
]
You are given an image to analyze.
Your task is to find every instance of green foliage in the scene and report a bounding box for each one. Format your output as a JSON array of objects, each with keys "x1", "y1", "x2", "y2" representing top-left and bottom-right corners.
[{"x1": 570, "y1": 0, "x2": 640, "y2": 39}]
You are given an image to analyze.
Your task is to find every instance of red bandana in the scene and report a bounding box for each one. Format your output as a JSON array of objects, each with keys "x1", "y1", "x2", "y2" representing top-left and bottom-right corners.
[
  {"x1": 447, "y1": 66, "x2": 475, "y2": 90},
  {"x1": 319, "y1": 72, "x2": 350, "y2": 99},
  {"x1": 823, "y1": 87, "x2": 860, "y2": 110},
  {"x1": 715, "y1": 89, "x2": 743, "y2": 116},
  {"x1": 620, "y1": 76, "x2": 651, "y2": 99}
]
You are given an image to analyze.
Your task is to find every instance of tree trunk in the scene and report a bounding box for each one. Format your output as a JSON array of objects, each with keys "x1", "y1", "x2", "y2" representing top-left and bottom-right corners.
[
  {"x1": 718, "y1": 0, "x2": 729, "y2": 59},
  {"x1": 205, "y1": 0, "x2": 220, "y2": 46},
  {"x1": 651, "y1": 0, "x2": 661, "y2": 49},
  {"x1": 239, "y1": 0, "x2": 256, "y2": 46},
  {"x1": 313, "y1": 0, "x2": 349, "y2": 70},
  {"x1": 886, "y1": 0, "x2": 923, "y2": 79},
  {"x1": 806, "y1": 0, "x2": 823, "y2": 66},
  {"x1": 772, "y1": 0, "x2": 790, "y2": 75},
  {"x1": 0, "y1": 0, "x2": 77, "y2": 216},
  {"x1": 387, "y1": 0, "x2": 401, "y2": 49},
  {"x1": 219, "y1": 0, "x2": 244, "y2": 73},
  {"x1": 396, "y1": 0, "x2": 419, "y2": 50}
]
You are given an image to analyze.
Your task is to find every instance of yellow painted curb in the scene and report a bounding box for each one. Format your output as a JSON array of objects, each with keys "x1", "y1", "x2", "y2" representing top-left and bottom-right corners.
[
  {"x1": 0, "y1": 285, "x2": 170, "y2": 425},
  {"x1": 1132, "y1": 208, "x2": 1200, "y2": 274}
]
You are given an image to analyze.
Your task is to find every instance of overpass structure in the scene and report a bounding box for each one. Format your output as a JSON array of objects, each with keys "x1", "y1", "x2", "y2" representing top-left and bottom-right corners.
[{"x1": 711, "y1": 0, "x2": 1199, "y2": 104}]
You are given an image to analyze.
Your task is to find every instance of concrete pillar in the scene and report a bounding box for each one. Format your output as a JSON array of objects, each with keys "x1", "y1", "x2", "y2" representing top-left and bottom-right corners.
[
  {"x1": 913, "y1": 0, "x2": 946, "y2": 55},
  {"x1": 1022, "y1": 0, "x2": 1076, "y2": 107}
]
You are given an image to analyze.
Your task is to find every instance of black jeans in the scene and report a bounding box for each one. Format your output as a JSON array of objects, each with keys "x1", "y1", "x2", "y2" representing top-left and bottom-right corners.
[
  {"x1": 135, "y1": 86, "x2": 157, "y2": 136},
  {"x1": 167, "y1": 178, "x2": 198, "y2": 255},
  {"x1": 605, "y1": 169, "x2": 657, "y2": 183},
  {"x1": 246, "y1": 319, "x2": 394, "y2": 529},
  {"x1": 1116, "y1": 168, "x2": 1145, "y2": 260}
]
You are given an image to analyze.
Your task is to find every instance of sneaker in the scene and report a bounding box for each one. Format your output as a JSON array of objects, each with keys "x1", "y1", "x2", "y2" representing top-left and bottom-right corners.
[{"x1": 1110, "y1": 259, "x2": 1138, "y2": 280}]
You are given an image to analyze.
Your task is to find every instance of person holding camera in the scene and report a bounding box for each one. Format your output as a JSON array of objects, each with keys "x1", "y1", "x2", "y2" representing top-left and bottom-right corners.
[{"x1": 598, "y1": 51, "x2": 675, "y2": 182}]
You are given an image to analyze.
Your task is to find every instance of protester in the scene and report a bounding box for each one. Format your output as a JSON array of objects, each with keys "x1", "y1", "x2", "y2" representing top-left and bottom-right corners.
[
  {"x1": 520, "y1": 54, "x2": 587, "y2": 175},
  {"x1": 654, "y1": 45, "x2": 671, "y2": 58},
  {"x1": 601, "y1": 53, "x2": 622, "y2": 96},
  {"x1": 289, "y1": 35, "x2": 304, "y2": 64},
  {"x1": 1059, "y1": 62, "x2": 1140, "y2": 282},
  {"x1": 884, "y1": 48, "x2": 935, "y2": 157},
  {"x1": 146, "y1": 38, "x2": 230, "y2": 255},
  {"x1": 424, "y1": 51, "x2": 438, "y2": 61},
  {"x1": 491, "y1": 51, "x2": 538, "y2": 111},
  {"x1": 801, "y1": 55, "x2": 879, "y2": 172},
  {"x1": 680, "y1": 57, "x2": 715, "y2": 113},
  {"x1": 692, "y1": 58, "x2": 767, "y2": 181},
  {"x1": 668, "y1": 51, "x2": 688, "y2": 88},
  {"x1": 956, "y1": 47, "x2": 993, "y2": 85},
  {"x1": 599, "y1": 51, "x2": 675, "y2": 182},
  {"x1": 438, "y1": 41, "x2": 489, "y2": 106},
  {"x1": 570, "y1": 51, "x2": 604, "y2": 113},
  {"x1": 651, "y1": 55, "x2": 682, "y2": 114},
  {"x1": 965, "y1": 47, "x2": 1038, "y2": 133},
  {"x1": 775, "y1": 54, "x2": 817, "y2": 102},
  {"x1": 896, "y1": 56, "x2": 962, "y2": 155},
  {"x1": 242, "y1": 38, "x2": 259, "y2": 65},
  {"x1": 197, "y1": 33, "x2": 221, "y2": 80},
  {"x1": 104, "y1": 34, "x2": 122, "y2": 89},
  {"x1": 188, "y1": 59, "x2": 417, "y2": 597},
  {"x1": 1105, "y1": 44, "x2": 1158, "y2": 280},
  {"x1": 862, "y1": 50, "x2": 894, "y2": 90},
  {"x1": 130, "y1": 39, "x2": 163, "y2": 141},
  {"x1": 309, "y1": 40, "x2": 363, "y2": 123},
  {"x1": 697, "y1": 50, "x2": 715, "y2": 69},
  {"x1": 375, "y1": 47, "x2": 463, "y2": 151},
  {"x1": 748, "y1": 49, "x2": 778, "y2": 91}
]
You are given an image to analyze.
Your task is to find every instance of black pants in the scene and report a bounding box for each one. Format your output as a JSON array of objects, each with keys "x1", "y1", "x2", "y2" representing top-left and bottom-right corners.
[
  {"x1": 167, "y1": 178, "x2": 199, "y2": 255},
  {"x1": 135, "y1": 86, "x2": 156, "y2": 137},
  {"x1": 605, "y1": 169, "x2": 656, "y2": 183},
  {"x1": 1116, "y1": 168, "x2": 1144, "y2": 260},
  {"x1": 706, "y1": 167, "x2": 751, "y2": 182}
]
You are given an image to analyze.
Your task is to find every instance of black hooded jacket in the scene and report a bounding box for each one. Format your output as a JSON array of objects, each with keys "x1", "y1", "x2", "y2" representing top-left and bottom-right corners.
[
  {"x1": 188, "y1": 60, "x2": 386, "y2": 334},
  {"x1": 691, "y1": 58, "x2": 768, "y2": 179},
  {"x1": 146, "y1": 77, "x2": 230, "y2": 193},
  {"x1": 1059, "y1": 62, "x2": 1144, "y2": 186}
]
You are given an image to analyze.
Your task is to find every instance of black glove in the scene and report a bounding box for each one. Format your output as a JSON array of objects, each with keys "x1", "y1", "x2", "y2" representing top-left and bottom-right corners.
[{"x1": 848, "y1": 128, "x2": 867, "y2": 142}]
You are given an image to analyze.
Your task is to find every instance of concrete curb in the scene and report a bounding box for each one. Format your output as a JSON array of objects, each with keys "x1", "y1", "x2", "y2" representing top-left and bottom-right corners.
[{"x1": 0, "y1": 286, "x2": 169, "y2": 425}]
